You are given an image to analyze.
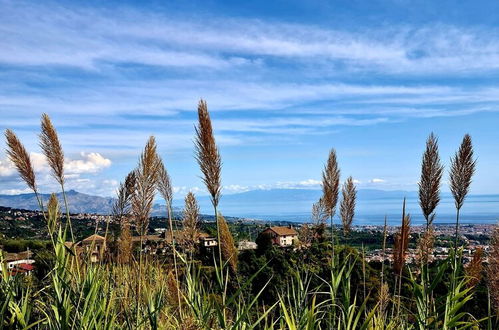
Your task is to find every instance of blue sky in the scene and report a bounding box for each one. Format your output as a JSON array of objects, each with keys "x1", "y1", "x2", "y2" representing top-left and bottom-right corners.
[{"x1": 1, "y1": 0, "x2": 499, "y2": 197}]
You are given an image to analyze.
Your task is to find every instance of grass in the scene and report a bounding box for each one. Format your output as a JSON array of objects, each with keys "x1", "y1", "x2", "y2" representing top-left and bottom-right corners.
[{"x1": 1, "y1": 107, "x2": 498, "y2": 329}]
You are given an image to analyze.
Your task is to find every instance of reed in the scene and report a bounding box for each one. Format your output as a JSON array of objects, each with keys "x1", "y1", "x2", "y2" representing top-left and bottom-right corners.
[
  {"x1": 4, "y1": 129, "x2": 44, "y2": 214},
  {"x1": 418, "y1": 132, "x2": 443, "y2": 229},
  {"x1": 465, "y1": 247, "x2": 483, "y2": 288},
  {"x1": 449, "y1": 134, "x2": 476, "y2": 249},
  {"x1": 393, "y1": 199, "x2": 411, "y2": 316},
  {"x1": 194, "y1": 99, "x2": 224, "y2": 280},
  {"x1": 131, "y1": 136, "x2": 158, "y2": 237},
  {"x1": 114, "y1": 171, "x2": 136, "y2": 264},
  {"x1": 340, "y1": 176, "x2": 356, "y2": 236},
  {"x1": 131, "y1": 136, "x2": 159, "y2": 325},
  {"x1": 156, "y1": 156, "x2": 182, "y2": 316},
  {"x1": 218, "y1": 213, "x2": 238, "y2": 273},
  {"x1": 182, "y1": 192, "x2": 200, "y2": 253},
  {"x1": 321, "y1": 149, "x2": 340, "y2": 248}
]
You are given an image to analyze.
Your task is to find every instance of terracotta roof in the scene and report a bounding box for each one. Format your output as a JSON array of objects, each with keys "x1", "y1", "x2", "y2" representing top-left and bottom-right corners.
[
  {"x1": 267, "y1": 226, "x2": 298, "y2": 236},
  {"x1": 4, "y1": 251, "x2": 32, "y2": 261},
  {"x1": 82, "y1": 234, "x2": 106, "y2": 242}
]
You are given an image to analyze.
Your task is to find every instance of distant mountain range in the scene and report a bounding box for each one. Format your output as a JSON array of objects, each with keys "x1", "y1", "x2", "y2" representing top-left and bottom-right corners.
[
  {"x1": 0, "y1": 190, "x2": 171, "y2": 215},
  {"x1": 0, "y1": 188, "x2": 420, "y2": 215}
]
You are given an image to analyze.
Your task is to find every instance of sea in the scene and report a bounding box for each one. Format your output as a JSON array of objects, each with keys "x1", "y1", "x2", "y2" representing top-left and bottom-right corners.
[{"x1": 195, "y1": 194, "x2": 499, "y2": 225}]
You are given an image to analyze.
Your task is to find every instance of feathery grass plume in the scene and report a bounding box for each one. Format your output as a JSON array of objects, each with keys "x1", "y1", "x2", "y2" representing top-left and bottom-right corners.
[
  {"x1": 113, "y1": 171, "x2": 136, "y2": 220},
  {"x1": 114, "y1": 171, "x2": 136, "y2": 264},
  {"x1": 465, "y1": 247, "x2": 483, "y2": 288},
  {"x1": 418, "y1": 133, "x2": 444, "y2": 228},
  {"x1": 340, "y1": 176, "x2": 356, "y2": 236},
  {"x1": 118, "y1": 221, "x2": 133, "y2": 264},
  {"x1": 487, "y1": 226, "x2": 499, "y2": 312},
  {"x1": 393, "y1": 199, "x2": 411, "y2": 276},
  {"x1": 131, "y1": 136, "x2": 159, "y2": 237},
  {"x1": 194, "y1": 99, "x2": 224, "y2": 280},
  {"x1": 46, "y1": 193, "x2": 60, "y2": 236},
  {"x1": 218, "y1": 213, "x2": 237, "y2": 272},
  {"x1": 322, "y1": 149, "x2": 340, "y2": 245},
  {"x1": 311, "y1": 197, "x2": 328, "y2": 226},
  {"x1": 182, "y1": 192, "x2": 200, "y2": 252},
  {"x1": 195, "y1": 99, "x2": 222, "y2": 209},
  {"x1": 322, "y1": 149, "x2": 340, "y2": 218},
  {"x1": 5, "y1": 129, "x2": 37, "y2": 193},
  {"x1": 40, "y1": 113, "x2": 65, "y2": 185},
  {"x1": 157, "y1": 157, "x2": 173, "y2": 205},
  {"x1": 449, "y1": 134, "x2": 476, "y2": 247},
  {"x1": 416, "y1": 225, "x2": 435, "y2": 265}
]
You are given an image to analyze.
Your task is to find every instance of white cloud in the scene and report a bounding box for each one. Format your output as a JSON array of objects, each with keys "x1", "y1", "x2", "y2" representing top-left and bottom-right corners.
[
  {"x1": 65, "y1": 152, "x2": 112, "y2": 174},
  {"x1": 370, "y1": 178, "x2": 386, "y2": 183},
  {"x1": 0, "y1": 159, "x2": 16, "y2": 177}
]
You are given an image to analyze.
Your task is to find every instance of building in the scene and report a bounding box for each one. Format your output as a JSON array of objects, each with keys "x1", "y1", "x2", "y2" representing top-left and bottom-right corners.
[
  {"x1": 1, "y1": 250, "x2": 35, "y2": 275},
  {"x1": 81, "y1": 234, "x2": 107, "y2": 262},
  {"x1": 238, "y1": 240, "x2": 257, "y2": 250},
  {"x1": 261, "y1": 226, "x2": 298, "y2": 247}
]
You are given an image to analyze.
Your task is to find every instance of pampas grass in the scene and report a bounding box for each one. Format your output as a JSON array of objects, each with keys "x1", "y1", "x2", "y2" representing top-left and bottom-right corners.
[
  {"x1": 182, "y1": 192, "x2": 200, "y2": 252},
  {"x1": 5, "y1": 129, "x2": 44, "y2": 214},
  {"x1": 195, "y1": 100, "x2": 222, "y2": 209},
  {"x1": 194, "y1": 99, "x2": 225, "y2": 281},
  {"x1": 5, "y1": 129, "x2": 37, "y2": 194},
  {"x1": 340, "y1": 176, "x2": 356, "y2": 236},
  {"x1": 418, "y1": 133, "x2": 443, "y2": 228},
  {"x1": 393, "y1": 199, "x2": 410, "y2": 277},
  {"x1": 40, "y1": 113, "x2": 65, "y2": 186},
  {"x1": 114, "y1": 171, "x2": 136, "y2": 264},
  {"x1": 449, "y1": 134, "x2": 476, "y2": 248},
  {"x1": 322, "y1": 149, "x2": 340, "y2": 245},
  {"x1": 131, "y1": 136, "x2": 159, "y2": 237},
  {"x1": 218, "y1": 213, "x2": 238, "y2": 273}
]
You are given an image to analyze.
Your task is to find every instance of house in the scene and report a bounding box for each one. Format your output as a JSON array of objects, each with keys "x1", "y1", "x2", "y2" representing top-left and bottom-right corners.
[
  {"x1": 199, "y1": 233, "x2": 218, "y2": 248},
  {"x1": 261, "y1": 226, "x2": 298, "y2": 247},
  {"x1": 238, "y1": 240, "x2": 257, "y2": 250},
  {"x1": 81, "y1": 234, "x2": 107, "y2": 262},
  {"x1": 1, "y1": 250, "x2": 35, "y2": 275}
]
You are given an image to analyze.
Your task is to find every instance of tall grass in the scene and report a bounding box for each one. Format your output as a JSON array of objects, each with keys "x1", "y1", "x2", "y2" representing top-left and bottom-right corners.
[{"x1": 1, "y1": 108, "x2": 495, "y2": 329}]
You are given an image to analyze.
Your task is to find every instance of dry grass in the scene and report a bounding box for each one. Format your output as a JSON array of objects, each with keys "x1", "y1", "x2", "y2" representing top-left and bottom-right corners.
[
  {"x1": 449, "y1": 134, "x2": 476, "y2": 210},
  {"x1": 157, "y1": 156, "x2": 173, "y2": 205},
  {"x1": 218, "y1": 213, "x2": 238, "y2": 272},
  {"x1": 40, "y1": 113, "x2": 65, "y2": 185},
  {"x1": 418, "y1": 133, "x2": 444, "y2": 227},
  {"x1": 182, "y1": 192, "x2": 200, "y2": 252},
  {"x1": 393, "y1": 200, "x2": 411, "y2": 276},
  {"x1": 5, "y1": 129, "x2": 37, "y2": 193},
  {"x1": 465, "y1": 247, "x2": 483, "y2": 288},
  {"x1": 321, "y1": 149, "x2": 340, "y2": 219},
  {"x1": 340, "y1": 176, "x2": 356, "y2": 236},
  {"x1": 131, "y1": 136, "x2": 159, "y2": 236},
  {"x1": 195, "y1": 99, "x2": 222, "y2": 209}
]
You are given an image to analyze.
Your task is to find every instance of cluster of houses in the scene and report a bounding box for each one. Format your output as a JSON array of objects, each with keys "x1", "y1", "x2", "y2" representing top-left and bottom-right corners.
[{"x1": 64, "y1": 226, "x2": 299, "y2": 263}]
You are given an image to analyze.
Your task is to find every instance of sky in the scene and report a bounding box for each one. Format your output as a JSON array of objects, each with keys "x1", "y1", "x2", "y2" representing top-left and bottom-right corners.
[{"x1": 1, "y1": 0, "x2": 499, "y2": 198}]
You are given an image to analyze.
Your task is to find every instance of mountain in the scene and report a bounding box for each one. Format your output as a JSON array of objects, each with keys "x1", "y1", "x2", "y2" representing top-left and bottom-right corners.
[
  {"x1": 0, "y1": 190, "x2": 175, "y2": 215},
  {"x1": 0, "y1": 190, "x2": 115, "y2": 214}
]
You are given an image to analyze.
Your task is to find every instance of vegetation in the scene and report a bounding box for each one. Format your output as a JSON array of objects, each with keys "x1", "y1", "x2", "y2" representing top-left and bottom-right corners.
[{"x1": 1, "y1": 104, "x2": 498, "y2": 329}]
